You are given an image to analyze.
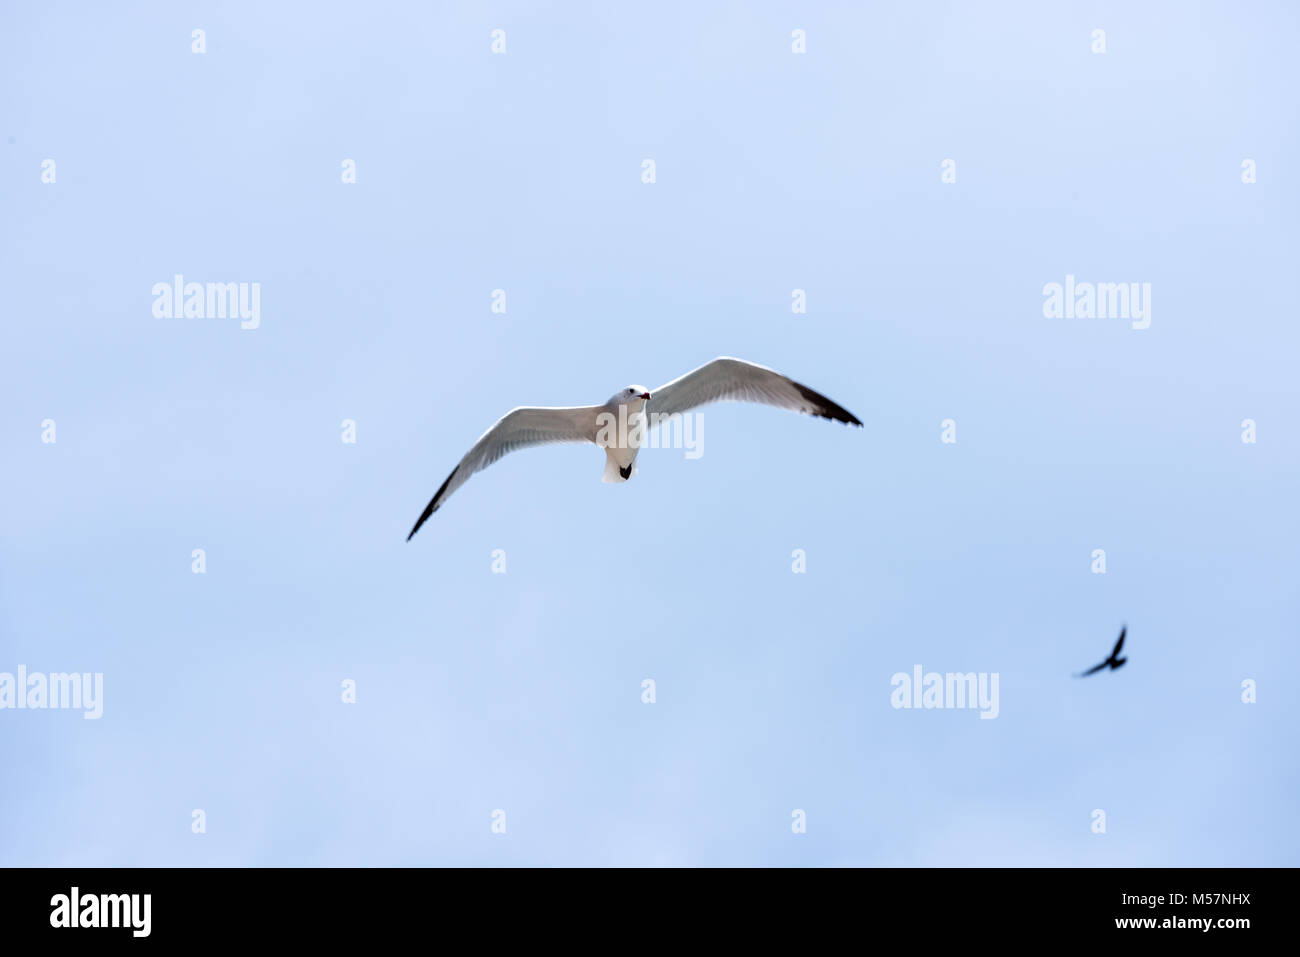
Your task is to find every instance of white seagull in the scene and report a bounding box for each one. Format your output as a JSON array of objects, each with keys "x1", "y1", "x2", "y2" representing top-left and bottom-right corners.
[{"x1": 406, "y1": 356, "x2": 862, "y2": 540}]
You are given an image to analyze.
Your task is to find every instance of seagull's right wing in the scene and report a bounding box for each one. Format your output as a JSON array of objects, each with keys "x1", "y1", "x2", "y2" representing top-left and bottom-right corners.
[
  {"x1": 1074, "y1": 661, "x2": 1108, "y2": 678},
  {"x1": 649, "y1": 357, "x2": 862, "y2": 426},
  {"x1": 1112, "y1": 626, "x2": 1126, "y2": 657},
  {"x1": 406, "y1": 405, "x2": 601, "y2": 540}
]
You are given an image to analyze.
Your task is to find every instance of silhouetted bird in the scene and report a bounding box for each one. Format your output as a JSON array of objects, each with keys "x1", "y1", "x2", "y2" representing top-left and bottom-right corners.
[{"x1": 1075, "y1": 626, "x2": 1127, "y2": 677}]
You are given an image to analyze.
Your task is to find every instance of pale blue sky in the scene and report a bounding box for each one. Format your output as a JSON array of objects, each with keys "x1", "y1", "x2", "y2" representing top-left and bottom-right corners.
[{"x1": 1, "y1": 1, "x2": 1296, "y2": 866}]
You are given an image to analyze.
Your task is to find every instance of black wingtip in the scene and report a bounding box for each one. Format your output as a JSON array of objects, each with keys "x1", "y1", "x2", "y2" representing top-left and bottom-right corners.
[
  {"x1": 406, "y1": 507, "x2": 431, "y2": 542},
  {"x1": 793, "y1": 381, "x2": 863, "y2": 427},
  {"x1": 406, "y1": 467, "x2": 457, "y2": 542}
]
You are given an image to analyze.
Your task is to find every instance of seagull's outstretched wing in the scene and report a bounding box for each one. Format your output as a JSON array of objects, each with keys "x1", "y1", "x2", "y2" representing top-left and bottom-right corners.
[
  {"x1": 648, "y1": 357, "x2": 862, "y2": 426},
  {"x1": 1074, "y1": 660, "x2": 1109, "y2": 678},
  {"x1": 407, "y1": 406, "x2": 601, "y2": 540},
  {"x1": 1112, "y1": 626, "x2": 1126, "y2": 657}
]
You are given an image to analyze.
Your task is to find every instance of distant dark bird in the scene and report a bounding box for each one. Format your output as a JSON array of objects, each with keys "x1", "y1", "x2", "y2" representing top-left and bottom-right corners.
[{"x1": 1075, "y1": 626, "x2": 1127, "y2": 677}]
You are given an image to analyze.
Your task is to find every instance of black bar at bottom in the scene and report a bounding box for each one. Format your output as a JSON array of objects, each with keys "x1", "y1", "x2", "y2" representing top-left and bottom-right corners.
[{"x1": 0, "y1": 866, "x2": 1274, "y2": 943}]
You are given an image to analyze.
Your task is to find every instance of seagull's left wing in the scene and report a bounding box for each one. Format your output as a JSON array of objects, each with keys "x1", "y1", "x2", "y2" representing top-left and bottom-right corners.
[
  {"x1": 406, "y1": 405, "x2": 600, "y2": 540},
  {"x1": 1112, "y1": 626, "x2": 1126, "y2": 657},
  {"x1": 648, "y1": 357, "x2": 862, "y2": 426}
]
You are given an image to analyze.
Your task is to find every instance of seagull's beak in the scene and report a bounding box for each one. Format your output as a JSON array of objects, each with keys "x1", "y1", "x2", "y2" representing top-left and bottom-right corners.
[{"x1": 640, "y1": 392, "x2": 651, "y2": 400}]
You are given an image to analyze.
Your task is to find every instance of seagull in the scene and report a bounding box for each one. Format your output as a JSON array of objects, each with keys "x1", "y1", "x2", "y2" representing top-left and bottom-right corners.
[
  {"x1": 1074, "y1": 626, "x2": 1128, "y2": 677},
  {"x1": 406, "y1": 356, "x2": 862, "y2": 540}
]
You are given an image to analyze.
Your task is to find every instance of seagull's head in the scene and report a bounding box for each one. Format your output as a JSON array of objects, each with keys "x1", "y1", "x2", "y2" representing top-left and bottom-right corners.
[{"x1": 613, "y1": 386, "x2": 652, "y2": 408}]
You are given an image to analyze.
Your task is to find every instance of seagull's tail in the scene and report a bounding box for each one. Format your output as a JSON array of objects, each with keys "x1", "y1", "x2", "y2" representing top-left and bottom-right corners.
[{"x1": 601, "y1": 449, "x2": 636, "y2": 484}]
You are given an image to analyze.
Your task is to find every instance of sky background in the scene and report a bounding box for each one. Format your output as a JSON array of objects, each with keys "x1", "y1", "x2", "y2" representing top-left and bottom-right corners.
[{"x1": 1, "y1": 1, "x2": 1296, "y2": 866}]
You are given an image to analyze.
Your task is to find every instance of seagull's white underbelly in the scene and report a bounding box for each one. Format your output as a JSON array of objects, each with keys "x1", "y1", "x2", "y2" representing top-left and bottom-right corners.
[{"x1": 599, "y1": 408, "x2": 646, "y2": 481}]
